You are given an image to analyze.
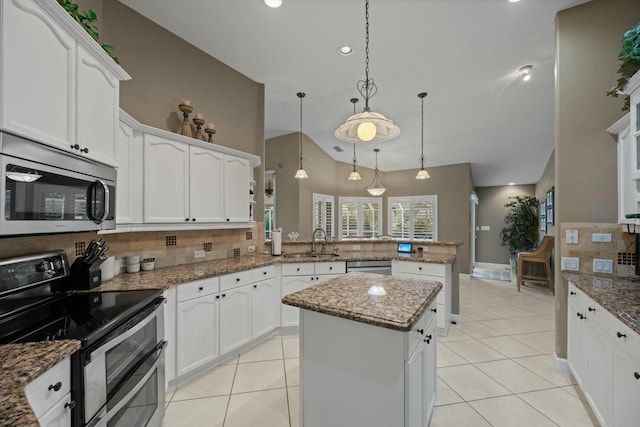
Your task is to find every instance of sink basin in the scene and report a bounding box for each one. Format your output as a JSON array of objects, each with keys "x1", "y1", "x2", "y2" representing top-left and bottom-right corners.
[{"x1": 283, "y1": 253, "x2": 340, "y2": 259}]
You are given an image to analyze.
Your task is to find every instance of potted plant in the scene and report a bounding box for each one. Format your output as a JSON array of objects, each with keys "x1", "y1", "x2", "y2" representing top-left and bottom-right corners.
[
  {"x1": 499, "y1": 195, "x2": 539, "y2": 272},
  {"x1": 606, "y1": 21, "x2": 640, "y2": 112}
]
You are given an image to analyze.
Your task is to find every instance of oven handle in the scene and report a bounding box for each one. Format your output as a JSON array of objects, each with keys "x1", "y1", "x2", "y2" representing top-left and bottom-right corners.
[
  {"x1": 85, "y1": 340, "x2": 167, "y2": 427},
  {"x1": 86, "y1": 180, "x2": 110, "y2": 224},
  {"x1": 85, "y1": 298, "x2": 164, "y2": 365}
]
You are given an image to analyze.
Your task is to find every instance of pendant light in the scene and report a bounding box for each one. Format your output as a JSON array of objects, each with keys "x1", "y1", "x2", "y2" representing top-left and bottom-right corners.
[
  {"x1": 294, "y1": 92, "x2": 309, "y2": 179},
  {"x1": 367, "y1": 148, "x2": 386, "y2": 196},
  {"x1": 348, "y1": 98, "x2": 362, "y2": 181},
  {"x1": 415, "y1": 92, "x2": 430, "y2": 180},
  {"x1": 334, "y1": 0, "x2": 401, "y2": 144}
]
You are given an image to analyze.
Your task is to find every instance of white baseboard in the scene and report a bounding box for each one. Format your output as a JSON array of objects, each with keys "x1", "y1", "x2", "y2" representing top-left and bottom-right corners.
[
  {"x1": 450, "y1": 313, "x2": 461, "y2": 324},
  {"x1": 553, "y1": 353, "x2": 570, "y2": 374},
  {"x1": 474, "y1": 262, "x2": 510, "y2": 271}
]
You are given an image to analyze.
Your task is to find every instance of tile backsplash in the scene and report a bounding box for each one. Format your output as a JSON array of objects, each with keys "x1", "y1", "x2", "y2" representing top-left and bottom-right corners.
[
  {"x1": 560, "y1": 223, "x2": 635, "y2": 277},
  {"x1": 0, "y1": 223, "x2": 266, "y2": 268}
]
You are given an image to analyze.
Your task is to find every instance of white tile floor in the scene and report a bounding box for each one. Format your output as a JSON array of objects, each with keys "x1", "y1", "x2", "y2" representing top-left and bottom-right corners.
[{"x1": 163, "y1": 274, "x2": 598, "y2": 426}]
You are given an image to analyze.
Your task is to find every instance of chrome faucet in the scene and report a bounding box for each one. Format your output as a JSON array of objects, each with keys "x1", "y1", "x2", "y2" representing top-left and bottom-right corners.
[{"x1": 311, "y1": 228, "x2": 327, "y2": 253}]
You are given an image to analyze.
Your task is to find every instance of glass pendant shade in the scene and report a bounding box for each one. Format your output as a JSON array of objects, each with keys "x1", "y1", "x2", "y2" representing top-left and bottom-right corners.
[
  {"x1": 366, "y1": 148, "x2": 386, "y2": 196},
  {"x1": 415, "y1": 168, "x2": 430, "y2": 180},
  {"x1": 295, "y1": 168, "x2": 309, "y2": 179},
  {"x1": 348, "y1": 169, "x2": 362, "y2": 181}
]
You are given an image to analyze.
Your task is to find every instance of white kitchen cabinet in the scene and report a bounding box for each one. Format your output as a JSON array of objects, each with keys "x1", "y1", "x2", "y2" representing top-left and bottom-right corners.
[
  {"x1": 24, "y1": 357, "x2": 73, "y2": 426},
  {"x1": 223, "y1": 154, "x2": 252, "y2": 222},
  {"x1": 393, "y1": 260, "x2": 452, "y2": 336},
  {"x1": 281, "y1": 261, "x2": 346, "y2": 328},
  {"x1": 114, "y1": 113, "x2": 144, "y2": 229},
  {"x1": 423, "y1": 314, "x2": 437, "y2": 422},
  {"x1": 163, "y1": 287, "x2": 177, "y2": 390},
  {"x1": 0, "y1": 0, "x2": 129, "y2": 166},
  {"x1": 176, "y1": 278, "x2": 220, "y2": 377},
  {"x1": 567, "y1": 281, "x2": 640, "y2": 427},
  {"x1": 252, "y1": 277, "x2": 277, "y2": 338},
  {"x1": 219, "y1": 284, "x2": 252, "y2": 354},
  {"x1": 190, "y1": 147, "x2": 224, "y2": 222}
]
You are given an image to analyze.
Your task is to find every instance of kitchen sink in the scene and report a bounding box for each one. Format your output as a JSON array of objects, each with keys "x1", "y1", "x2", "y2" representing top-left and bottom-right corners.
[{"x1": 283, "y1": 253, "x2": 340, "y2": 259}]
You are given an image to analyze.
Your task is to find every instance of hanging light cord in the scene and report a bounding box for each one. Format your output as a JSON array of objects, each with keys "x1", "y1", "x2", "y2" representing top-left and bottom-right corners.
[
  {"x1": 298, "y1": 92, "x2": 304, "y2": 168},
  {"x1": 357, "y1": 0, "x2": 376, "y2": 111},
  {"x1": 352, "y1": 98, "x2": 358, "y2": 169},
  {"x1": 418, "y1": 92, "x2": 427, "y2": 169}
]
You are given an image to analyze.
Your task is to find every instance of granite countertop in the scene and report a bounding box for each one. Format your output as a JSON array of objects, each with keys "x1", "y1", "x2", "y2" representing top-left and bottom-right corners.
[
  {"x1": 0, "y1": 340, "x2": 81, "y2": 427},
  {"x1": 93, "y1": 251, "x2": 455, "y2": 292},
  {"x1": 563, "y1": 272, "x2": 640, "y2": 335},
  {"x1": 282, "y1": 272, "x2": 442, "y2": 332}
]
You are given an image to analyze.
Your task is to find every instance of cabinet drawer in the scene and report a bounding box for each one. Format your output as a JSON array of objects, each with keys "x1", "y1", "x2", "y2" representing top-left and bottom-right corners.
[
  {"x1": 281, "y1": 263, "x2": 314, "y2": 276},
  {"x1": 252, "y1": 265, "x2": 275, "y2": 282},
  {"x1": 405, "y1": 310, "x2": 428, "y2": 360},
  {"x1": 220, "y1": 270, "x2": 253, "y2": 291},
  {"x1": 314, "y1": 261, "x2": 346, "y2": 275},
  {"x1": 177, "y1": 277, "x2": 220, "y2": 302},
  {"x1": 397, "y1": 261, "x2": 445, "y2": 277},
  {"x1": 595, "y1": 302, "x2": 640, "y2": 361},
  {"x1": 24, "y1": 358, "x2": 70, "y2": 418}
]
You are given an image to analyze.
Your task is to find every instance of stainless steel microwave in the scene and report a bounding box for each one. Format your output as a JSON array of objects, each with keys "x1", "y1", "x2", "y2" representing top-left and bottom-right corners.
[{"x1": 0, "y1": 132, "x2": 116, "y2": 236}]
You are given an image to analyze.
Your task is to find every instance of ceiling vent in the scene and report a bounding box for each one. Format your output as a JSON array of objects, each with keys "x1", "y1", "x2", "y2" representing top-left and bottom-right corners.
[{"x1": 332, "y1": 145, "x2": 344, "y2": 152}]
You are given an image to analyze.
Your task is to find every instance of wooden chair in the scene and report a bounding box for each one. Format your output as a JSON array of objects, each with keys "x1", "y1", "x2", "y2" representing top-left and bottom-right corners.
[{"x1": 517, "y1": 236, "x2": 554, "y2": 294}]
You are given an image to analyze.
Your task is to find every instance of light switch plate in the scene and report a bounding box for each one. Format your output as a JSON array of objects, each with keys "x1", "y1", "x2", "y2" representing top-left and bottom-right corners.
[
  {"x1": 566, "y1": 230, "x2": 579, "y2": 245},
  {"x1": 194, "y1": 250, "x2": 205, "y2": 258},
  {"x1": 593, "y1": 259, "x2": 613, "y2": 274},
  {"x1": 480, "y1": 225, "x2": 490, "y2": 231},
  {"x1": 592, "y1": 233, "x2": 612, "y2": 243},
  {"x1": 561, "y1": 257, "x2": 580, "y2": 271}
]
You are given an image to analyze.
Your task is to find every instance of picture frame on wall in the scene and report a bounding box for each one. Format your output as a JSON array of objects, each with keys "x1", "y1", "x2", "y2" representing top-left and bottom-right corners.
[
  {"x1": 547, "y1": 206, "x2": 553, "y2": 225},
  {"x1": 540, "y1": 202, "x2": 546, "y2": 232},
  {"x1": 546, "y1": 187, "x2": 554, "y2": 225}
]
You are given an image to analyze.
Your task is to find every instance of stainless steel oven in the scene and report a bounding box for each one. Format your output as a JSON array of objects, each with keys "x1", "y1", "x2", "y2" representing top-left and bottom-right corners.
[
  {"x1": 0, "y1": 131, "x2": 116, "y2": 236},
  {"x1": 83, "y1": 298, "x2": 166, "y2": 427}
]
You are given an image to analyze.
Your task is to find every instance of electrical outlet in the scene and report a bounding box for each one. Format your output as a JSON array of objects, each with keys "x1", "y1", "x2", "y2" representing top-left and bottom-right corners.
[
  {"x1": 592, "y1": 233, "x2": 612, "y2": 243},
  {"x1": 566, "y1": 230, "x2": 579, "y2": 245},
  {"x1": 480, "y1": 225, "x2": 490, "y2": 231},
  {"x1": 247, "y1": 245, "x2": 255, "y2": 253},
  {"x1": 352, "y1": 245, "x2": 361, "y2": 251},
  {"x1": 561, "y1": 257, "x2": 580, "y2": 271},
  {"x1": 194, "y1": 250, "x2": 205, "y2": 258},
  {"x1": 593, "y1": 259, "x2": 613, "y2": 274}
]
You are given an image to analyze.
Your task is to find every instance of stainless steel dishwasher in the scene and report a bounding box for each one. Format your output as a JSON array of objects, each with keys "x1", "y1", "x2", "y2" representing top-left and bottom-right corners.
[{"x1": 346, "y1": 260, "x2": 392, "y2": 275}]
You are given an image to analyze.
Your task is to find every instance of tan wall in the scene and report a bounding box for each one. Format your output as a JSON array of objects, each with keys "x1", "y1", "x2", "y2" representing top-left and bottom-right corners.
[
  {"x1": 266, "y1": 136, "x2": 473, "y2": 273},
  {"x1": 536, "y1": 151, "x2": 556, "y2": 240},
  {"x1": 555, "y1": 0, "x2": 640, "y2": 358},
  {"x1": 475, "y1": 185, "x2": 536, "y2": 265}
]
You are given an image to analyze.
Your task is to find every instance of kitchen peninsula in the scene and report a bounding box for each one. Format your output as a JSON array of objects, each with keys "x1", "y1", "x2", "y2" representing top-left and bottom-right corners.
[{"x1": 283, "y1": 272, "x2": 442, "y2": 427}]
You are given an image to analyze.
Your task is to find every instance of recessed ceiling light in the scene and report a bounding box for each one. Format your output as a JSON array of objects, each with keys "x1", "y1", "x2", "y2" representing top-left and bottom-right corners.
[
  {"x1": 338, "y1": 46, "x2": 353, "y2": 56},
  {"x1": 508, "y1": 182, "x2": 516, "y2": 186},
  {"x1": 264, "y1": 0, "x2": 282, "y2": 8},
  {"x1": 508, "y1": 0, "x2": 521, "y2": 3}
]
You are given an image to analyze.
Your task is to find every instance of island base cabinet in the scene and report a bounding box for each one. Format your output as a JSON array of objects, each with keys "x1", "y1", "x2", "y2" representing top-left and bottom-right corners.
[
  {"x1": 300, "y1": 306, "x2": 437, "y2": 427},
  {"x1": 37, "y1": 392, "x2": 72, "y2": 427},
  {"x1": 611, "y1": 351, "x2": 640, "y2": 427}
]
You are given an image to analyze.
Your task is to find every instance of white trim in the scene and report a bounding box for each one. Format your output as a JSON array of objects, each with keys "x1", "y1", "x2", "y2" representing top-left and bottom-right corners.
[
  {"x1": 387, "y1": 195, "x2": 438, "y2": 241},
  {"x1": 312, "y1": 193, "x2": 335, "y2": 239},
  {"x1": 338, "y1": 196, "x2": 383, "y2": 239},
  {"x1": 553, "y1": 353, "x2": 570, "y2": 374},
  {"x1": 450, "y1": 313, "x2": 460, "y2": 324},
  {"x1": 474, "y1": 262, "x2": 511, "y2": 270}
]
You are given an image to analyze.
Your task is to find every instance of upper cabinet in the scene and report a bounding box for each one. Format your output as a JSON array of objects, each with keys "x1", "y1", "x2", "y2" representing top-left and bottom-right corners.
[
  {"x1": 0, "y1": 0, "x2": 130, "y2": 166},
  {"x1": 610, "y1": 71, "x2": 640, "y2": 225}
]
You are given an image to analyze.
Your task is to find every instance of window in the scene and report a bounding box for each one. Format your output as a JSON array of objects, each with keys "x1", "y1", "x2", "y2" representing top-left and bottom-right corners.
[
  {"x1": 264, "y1": 206, "x2": 274, "y2": 239},
  {"x1": 388, "y1": 195, "x2": 437, "y2": 241},
  {"x1": 312, "y1": 194, "x2": 334, "y2": 239},
  {"x1": 338, "y1": 197, "x2": 382, "y2": 239}
]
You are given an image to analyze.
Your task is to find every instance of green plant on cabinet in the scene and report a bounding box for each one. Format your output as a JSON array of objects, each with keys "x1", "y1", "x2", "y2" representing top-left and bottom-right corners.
[{"x1": 607, "y1": 21, "x2": 640, "y2": 112}]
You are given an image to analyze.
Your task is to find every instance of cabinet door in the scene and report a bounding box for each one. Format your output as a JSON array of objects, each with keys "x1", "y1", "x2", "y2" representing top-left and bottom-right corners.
[
  {"x1": 281, "y1": 276, "x2": 316, "y2": 327},
  {"x1": 567, "y1": 289, "x2": 588, "y2": 385},
  {"x1": 252, "y1": 278, "x2": 277, "y2": 338},
  {"x1": 36, "y1": 393, "x2": 73, "y2": 427},
  {"x1": 405, "y1": 340, "x2": 425, "y2": 427},
  {"x1": 223, "y1": 154, "x2": 251, "y2": 222},
  {"x1": 586, "y1": 320, "x2": 612, "y2": 425},
  {"x1": 76, "y1": 45, "x2": 119, "y2": 165},
  {"x1": 189, "y1": 147, "x2": 224, "y2": 222},
  {"x1": 220, "y1": 285, "x2": 252, "y2": 354},
  {"x1": 611, "y1": 350, "x2": 640, "y2": 427},
  {"x1": 176, "y1": 294, "x2": 219, "y2": 376},
  {"x1": 1, "y1": 0, "x2": 74, "y2": 148},
  {"x1": 116, "y1": 120, "x2": 135, "y2": 225},
  {"x1": 423, "y1": 317, "x2": 437, "y2": 423},
  {"x1": 143, "y1": 135, "x2": 189, "y2": 223},
  {"x1": 163, "y1": 287, "x2": 177, "y2": 388}
]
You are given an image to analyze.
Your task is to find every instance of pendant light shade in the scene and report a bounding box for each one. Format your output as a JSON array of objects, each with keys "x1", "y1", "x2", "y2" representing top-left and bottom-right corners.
[
  {"x1": 295, "y1": 92, "x2": 309, "y2": 179},
  {"x1": 367, "y1": 148, "x2": 386, "y2": 196},
  {"x1": 348, "y1": 98, "x2": 362, "y2": 181},
  {"x1": 334, "y1": 0, "x2": 400, "y2": 144},
  {"x1": 415, "y1": 92, "x2": 430, "y2": 180}
]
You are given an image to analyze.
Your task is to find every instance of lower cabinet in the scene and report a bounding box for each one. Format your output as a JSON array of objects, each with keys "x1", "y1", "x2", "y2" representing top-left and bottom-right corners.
[
  {"x1": 281, "y1": 275, "x2": 316, "y2": 328},
  {"x1": 252, "y1": 278, "x2": 277, "y2": 338},
  {"x1": 219, "y1": 284, "x2": 252, "y2": 354},
  {"x1": 24, "y1": 357, "x2": 73, "y2": 427},
  {"x1": 567, "y1": 281, "x2": 640, "y2": 426},
  {"x1": 163, "y1": 287, "x2": 177, "y2": 389}
]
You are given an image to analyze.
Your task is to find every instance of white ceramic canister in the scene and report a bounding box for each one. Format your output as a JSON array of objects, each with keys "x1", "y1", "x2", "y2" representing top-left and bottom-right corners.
[{"x1": 100, "y1": 256, "x2": 116, "y2": 281}]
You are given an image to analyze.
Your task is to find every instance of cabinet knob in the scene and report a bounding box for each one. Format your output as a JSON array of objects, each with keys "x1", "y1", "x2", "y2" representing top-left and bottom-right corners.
[
  {"x1": 634, "y1": 372, "x2": 640, "y2": 380},
  {"x1": 64, "y1": 401, "x2": 76, "y2": 410},
  {"x1": 236, "y1": 278, "x2": 240, "y2": 282},
  {"x1": 417, "y1": 328, "x2": 424, "y2": 335},
  {"x1": 222, "y1": 293, "x2": 226, "y2": 298},
  {"x1": 192, "y1": 218, "x2": 196, "y2": 221},
  {"x1": 570, "y1": 291, "x2": 576, "y2": 295},
  {"x1": 253, "y1": 284, "x2": 257, "y2": 288},
  {"x1": 617, "y1": 331, "x2": 627, "y2": 339},
  {"x1": 70, "y1": 144, "x2": 79, "y2": 150},
  {"x1": 263, "y1": 271, "x2": 267, "y2": 275},
  {"x1": 431, "y1": 308, "x2": 437, "y2": 313},
  {"x1": 80, "y1": 147, "x2": 89, "y2": 153},
  {"x1": 226, "y1": 218, "x2": 230, "y2": 221},
  {"x1": 588, "y1": 307, "x2": 596, "y2": 312},
  {"x1": 329, "y1": 267, "x2": 333, "y2": 270},
  {"x1": 424, "y1": 334, "x2": 432, "y2": 344},
  {"x1": 216, "y1": 295, "x2": 220, "y2": 299},
  {"x1": 296, "y1": 268, "x2": 300, "y2": 272},
  {"x1": 48, "y1": 382, "x2": 62, "y2": 392},
  {"x1": 185, "y1": 218, "x2": 189, "y2": 221},
  {"x1": 576, "y1": 313, "x2": 585, "y2": 320},
  {"x1": 418, "y1": 267, "x2": 422, "y2": 271},
  {"x1": 198, "y1": 287, "x2": 204, "y2": 291}
]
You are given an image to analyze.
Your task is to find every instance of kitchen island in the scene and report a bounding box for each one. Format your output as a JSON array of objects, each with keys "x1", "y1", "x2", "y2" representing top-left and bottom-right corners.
[{"x1": 282, "y1": 272, "x2": 442, "y2": 427}]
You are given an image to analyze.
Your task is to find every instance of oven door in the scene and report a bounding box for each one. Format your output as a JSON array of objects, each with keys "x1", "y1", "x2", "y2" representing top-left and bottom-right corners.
[{"x1": 84, "y1": 301, "x2": 165, "y2": 425}]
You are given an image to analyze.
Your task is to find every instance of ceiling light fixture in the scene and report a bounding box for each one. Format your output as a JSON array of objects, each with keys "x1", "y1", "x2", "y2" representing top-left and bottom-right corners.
[
  {"x1": 367, "y1": 148, "x2": 386, "y2": 196},
  {"x1": 294, "y1": 92, "x2": 309, "y2": 179},
  {"x1": 508, "y1": 0, "x2": 521, "y2": 3},
  {"x1": 348, "y1": 98, "x2": 362, "y2": 181},
  {"x1": 264, "y1": 0, "x2": 282, "y2": 8},
  {"x1": 519, "y1": 65, "x2": 533, "y2": 82},
  {"x1": 334, "y1": 0, "x2": 401, "y2": 144},
  {"x1": 338, "y1": 46, "x2": 353, "y2": 56},
  {"x1": 415, "y1": 92, "x2": 430, "y2": 180}
]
